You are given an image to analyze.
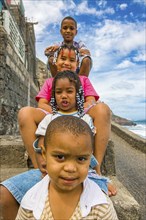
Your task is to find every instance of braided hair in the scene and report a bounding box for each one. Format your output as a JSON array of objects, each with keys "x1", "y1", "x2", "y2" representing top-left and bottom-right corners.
[
  {"x1": 53, "y1": 44, "x2": 79, "y2": 64},
  {"x1": 50, "y1": 70, "x2": 84, "y2": 117}
]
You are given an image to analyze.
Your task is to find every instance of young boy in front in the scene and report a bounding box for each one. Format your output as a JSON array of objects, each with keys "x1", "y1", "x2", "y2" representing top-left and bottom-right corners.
[
  {"x1": 16, "y1": 116, "x2": 118, "y2": 219},
  {"x1": 45, "y1": 16, "x2": 92, "y2": 77}
]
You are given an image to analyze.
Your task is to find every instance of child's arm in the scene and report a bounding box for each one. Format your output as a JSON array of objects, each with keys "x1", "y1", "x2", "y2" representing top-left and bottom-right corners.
[
  {"x1": 84, "y1": 96, "x2": 96, "y2": 108},
  {"x1": 79, "y1": 48, "x2": 91, "y2": 56},
  {"x1": 38, "y1": 98, "x2": 52, "y2": 113},
  {"x1": 78, "y1": 41, "x2": 91, "y2": 56},
  {"x1": 34, "y1": 136, "x2": 47, "y2": 177},
  {"x1": 44, "y1": 45, "x2": 60, "y2": 56},
  {"x1": 34, "y1": 114, "x2": 52, "y2": 176},
  {"x1": 36, "y1": 78, "x2": 54, "y2": 113}
]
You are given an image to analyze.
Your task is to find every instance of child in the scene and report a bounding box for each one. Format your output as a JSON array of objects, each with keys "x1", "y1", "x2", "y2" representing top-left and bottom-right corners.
[
  {"x1": 16, "y1": 116, "x2": 118, "y2": 219},
  {"x1": 45, "y1": 16, "x2": 92, "y2": 77}
]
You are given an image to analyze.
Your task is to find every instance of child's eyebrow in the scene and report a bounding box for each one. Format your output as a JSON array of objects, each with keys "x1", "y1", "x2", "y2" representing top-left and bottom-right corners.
[{"x1": 51, "y1": 150, "x2": 91, "y2": 157}]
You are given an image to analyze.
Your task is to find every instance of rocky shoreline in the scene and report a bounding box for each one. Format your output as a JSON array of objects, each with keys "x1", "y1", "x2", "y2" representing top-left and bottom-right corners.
[{"x1": 111, "y1": 113, "x2": 136, "y2": 126}]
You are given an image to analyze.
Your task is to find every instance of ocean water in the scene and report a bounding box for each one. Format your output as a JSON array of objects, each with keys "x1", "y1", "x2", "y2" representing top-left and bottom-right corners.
[{"x1": 123, "y1": 120, "x2": 146, "y2": 139}]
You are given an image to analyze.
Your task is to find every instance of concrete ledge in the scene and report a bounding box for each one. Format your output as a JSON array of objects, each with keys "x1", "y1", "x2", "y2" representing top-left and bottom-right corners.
[
  {"x1": 0, "y1": 135, "x2": 27, "y2": 168},
  {"x1": 111, "y1": 176, "x2": 141, "y2": 220},
  {"x1": 101, "y1": 140, "x2": 116, "y2": 176},
  {"x1": 111, "y1": 122, "x2": 146, "y2": 153}
]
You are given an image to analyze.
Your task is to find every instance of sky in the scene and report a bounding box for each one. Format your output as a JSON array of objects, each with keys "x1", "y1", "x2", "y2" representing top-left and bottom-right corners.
[{"x1": 22, "y1": 0, "x2": 146, "y2": 121}]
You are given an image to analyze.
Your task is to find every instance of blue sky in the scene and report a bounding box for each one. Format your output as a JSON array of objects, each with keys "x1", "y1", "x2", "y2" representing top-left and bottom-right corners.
[{"x1": 23, "y1": 0, "x2": 146, "y2": 121}]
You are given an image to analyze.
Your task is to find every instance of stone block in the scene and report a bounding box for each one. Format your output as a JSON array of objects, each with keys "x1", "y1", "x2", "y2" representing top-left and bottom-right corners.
[
  {"x1": 111, "y1": 176, "x2": 141, "y2": 220},
  {"x1": 101, "y1": 140, "x2": 116, "y2": 176},
  {"x1": 0, "y1": 135, "x2": 27, "y2": 168}
]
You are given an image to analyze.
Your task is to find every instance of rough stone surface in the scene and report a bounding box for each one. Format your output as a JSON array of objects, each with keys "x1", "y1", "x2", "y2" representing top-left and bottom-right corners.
[
  {"x1": 111, "y1": 176, "x2": 140, "y2": 220},
  {"x1": 0, "y1": 135, "x2": 27, "y2": 168},
  {"x1": 111, "y1": 122, "x2": 146, "y2": 153},
  {"x1": 0, "y1": 26, "x2": 38, "y2": 135},
  {"x1": 112, "y1": 114, "x2": 136, "y2": 126}
]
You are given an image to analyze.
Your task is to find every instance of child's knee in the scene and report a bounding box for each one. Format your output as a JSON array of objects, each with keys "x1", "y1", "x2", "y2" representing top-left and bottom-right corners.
[
  {"x1": 81, "y1": 56, "x2": 91, "y2": 67},
  {"x1": 0, "y1": 185, "x2": 10, "y2": 206},
  {"x1": 18, "y1": 107, "x2": 33, "y2": 125},
  {"x1": 89, "y1": 102, "x2": 111, "y2": 119}
]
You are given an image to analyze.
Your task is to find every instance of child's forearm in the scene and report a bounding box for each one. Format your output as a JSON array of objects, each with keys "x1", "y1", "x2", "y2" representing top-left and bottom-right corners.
[
  {"x1": 84, "y1": 97, "x2": 96, "y2": 108},
  {"x1": 38, "y1": 102, "x2": 52, "y2": 113}
]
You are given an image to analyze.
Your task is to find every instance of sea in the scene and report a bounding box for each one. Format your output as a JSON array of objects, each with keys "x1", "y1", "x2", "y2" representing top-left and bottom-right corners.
[{"x1": 122, "y1": 119, "x2": 146, "y2": 139}]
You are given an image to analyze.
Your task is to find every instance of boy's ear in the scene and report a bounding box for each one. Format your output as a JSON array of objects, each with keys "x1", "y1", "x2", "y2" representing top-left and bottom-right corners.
[{"x1": 41, "y1": 145, "x2": 46, "y2": 160}]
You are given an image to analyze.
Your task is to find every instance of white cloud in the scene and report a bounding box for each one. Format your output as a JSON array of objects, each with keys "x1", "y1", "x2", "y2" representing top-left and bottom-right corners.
[
  {"x1": 90, "y1": 65, "x2": 145, "y2": 120},
  {"x1": 76, "y1": 1, "x2": 114, "y2": 16},
  {"x1": 133, "y1": 0, "x2": 146, "y2": 5},
  {"x1": 133, "y1": 52, "x2": 146, "y2": 62},
  {"x1": 84, "y1": 19, "x2": 146, "y2": 72},
  {"x1": 119, "y1": 3, "x2": 128, "y2": 10},
  {"x1": 97, "y1": 0, "x2": 107, "y2": 8},
  {"x1": 115, "y1": 60, "x2": 135, "y2": 69}
]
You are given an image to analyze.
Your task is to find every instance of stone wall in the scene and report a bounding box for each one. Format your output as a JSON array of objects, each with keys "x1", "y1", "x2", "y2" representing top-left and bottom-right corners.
[
  {"x1": 111, "y1": 121, "x2": 146, "y2": 153},
  {"x1": 0, "y1": 26, "x2": 38, "y2": 135}
]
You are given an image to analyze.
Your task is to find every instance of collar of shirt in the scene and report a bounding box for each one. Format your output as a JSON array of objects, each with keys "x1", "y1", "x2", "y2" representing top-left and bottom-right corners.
[{"x1": 21, "y1": 175, "x2": 108, "y2": 219}]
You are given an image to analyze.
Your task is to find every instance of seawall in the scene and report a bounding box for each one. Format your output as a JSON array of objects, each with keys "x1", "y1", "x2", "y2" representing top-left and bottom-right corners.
[{"x1": 111, "y1": 121, "x2": 146, "y2": 154}]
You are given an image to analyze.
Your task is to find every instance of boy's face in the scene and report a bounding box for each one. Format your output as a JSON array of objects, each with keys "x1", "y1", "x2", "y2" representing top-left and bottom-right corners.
[
  {"x1": 56, "y1": 48, "x2": 78, "y2": 72},
  {"x1": 45, "y1": 132, "x2": 92, "y2": 193},
  {"x1": 60, "y1": 19, "x2": 77, "y2": 43},
  {"x1": 55, "y1": 78, "x2": 77, "y2": 113}
]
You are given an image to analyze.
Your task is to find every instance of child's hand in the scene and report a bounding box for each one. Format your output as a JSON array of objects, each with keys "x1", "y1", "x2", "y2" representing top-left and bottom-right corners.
[
  {"x1": 35, "y1": 153, "x2": 47, "y2": 177},
  {"x1": 44, "y1": 45, "x2": 59, "y2": 56},
  {"x1": 79, "y1": 49, "x2": 91, "y2": 56},
  {"x1": 84, "y1": 97, "x2": 96, "y2": 109}
]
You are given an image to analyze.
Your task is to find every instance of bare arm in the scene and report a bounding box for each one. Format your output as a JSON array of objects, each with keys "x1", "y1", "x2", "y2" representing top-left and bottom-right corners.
[
  {"x1": 84, "y1": 96, "x2": 96, "y2": 109},
  {"x1": 44, "y1": 45, "x2": 60, "y2": 56},
  {"x1": 79, "y1": 48, "x2": 91, "y2": 56},
  {"x1": 38, "y1": 98, "x2": 52, "y2": 113},
  {"x1": 35, "y1": 136, "x2": 47, "y2": 177}
]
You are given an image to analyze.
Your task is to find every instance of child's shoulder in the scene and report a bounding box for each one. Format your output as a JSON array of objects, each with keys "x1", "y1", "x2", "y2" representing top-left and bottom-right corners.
[{"x1": 73, "y1": 41, "x2": 87, "y2": 49}]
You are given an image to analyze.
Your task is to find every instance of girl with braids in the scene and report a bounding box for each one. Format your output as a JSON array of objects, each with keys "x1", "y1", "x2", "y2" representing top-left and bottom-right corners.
[{"x1": 34, "y1": 70, "x2": 97, "y2": 176}]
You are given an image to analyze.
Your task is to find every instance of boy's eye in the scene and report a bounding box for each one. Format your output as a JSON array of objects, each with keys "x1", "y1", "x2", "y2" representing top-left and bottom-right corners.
[
  {"x1": 77, "y1": 157, "x2": 87, "y2": 162},
  {"x1": 56, "y1": 155, "x2": 65, "y2": 161}
]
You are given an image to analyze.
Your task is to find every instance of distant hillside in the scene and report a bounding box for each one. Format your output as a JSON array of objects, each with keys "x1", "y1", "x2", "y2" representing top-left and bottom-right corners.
[{"x1": 111, "y1": 113, "x2": 136, "y2": 126}]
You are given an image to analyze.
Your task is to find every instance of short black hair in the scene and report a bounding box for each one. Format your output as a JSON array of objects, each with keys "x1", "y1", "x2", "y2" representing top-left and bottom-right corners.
[
  {"x1": 44, "y1": 115, "x2": 93, "y2": 148},
  {"x1": 61, "y1": 16, "x2": 77, "y2": 28}
]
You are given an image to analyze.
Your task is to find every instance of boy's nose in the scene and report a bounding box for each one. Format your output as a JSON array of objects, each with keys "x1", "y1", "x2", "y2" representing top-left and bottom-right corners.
[{"x1": 64, "y1": 162, "x2": 77, "y2": 173}]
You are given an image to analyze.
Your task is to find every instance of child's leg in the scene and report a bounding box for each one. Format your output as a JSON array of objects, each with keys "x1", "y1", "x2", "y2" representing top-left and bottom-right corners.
[
  {"x1": 87, "y1": 103, "x2": 117, "y2": 196},
  {"x1": 78, "y1": 56, "x2": 92, "y2": 77},
  {"x1": 0, "y1": 185, "x2": 19, "y2": 220},
  {"x1": 18, "y1": 107, "x2": 46, "y2": 168},
  {"x1": 0, "y1": 169, "x2": 42, "y2": 220},
  {"x1": 87, "y1": 102, "x2": 111, "y2": 174}
]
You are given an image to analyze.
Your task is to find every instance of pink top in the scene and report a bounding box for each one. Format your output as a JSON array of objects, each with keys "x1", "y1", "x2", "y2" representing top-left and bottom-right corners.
[{"x1": 36, "y1": 76, "x2": 99, "y2": 102}]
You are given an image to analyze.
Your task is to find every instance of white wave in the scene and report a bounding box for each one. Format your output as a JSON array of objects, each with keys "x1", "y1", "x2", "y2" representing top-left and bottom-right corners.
[{"x1": 124, "y1": 123, "x2": 146, "y2": 139}]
